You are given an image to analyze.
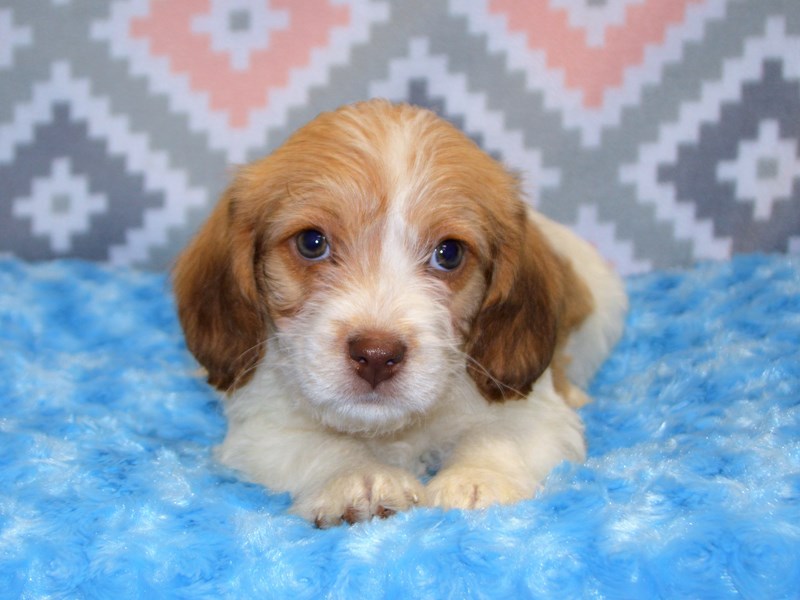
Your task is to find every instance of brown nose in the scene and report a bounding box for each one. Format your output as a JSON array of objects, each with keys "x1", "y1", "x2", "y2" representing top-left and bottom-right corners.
[{"x1": 348, "y1": 334, "x2": 407, "y2": 389}]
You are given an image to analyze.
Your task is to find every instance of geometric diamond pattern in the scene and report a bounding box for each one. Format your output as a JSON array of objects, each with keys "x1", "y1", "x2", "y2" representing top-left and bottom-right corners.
[
  {"x1": 93, "y1": 0, "x2": 390, "y2": 161},
  {"x1": 130, "y1": 0, "x2": 343, "y2": 127},
  {"x1": 716, "y1": 119, "x2": 800, "y2": 222},
  {"x1": 0, "y1": 62, "x2": 206, "y2": 265},
  {"x1": 550, "y1": 0, "x2": 647, "y2": 48},
  {"x1": 12, "y1": 156, "x2": 108, "y2": 254},
  {"x1": 623, "y1": 19, "x2": 800, "y2": 260},
  {"x1": 0, "y1": 101, "x2": 164, "y2": 262},
  {"x1": 1, "y1": 1, "x2": 799, "y2": 272},
  {"x1": 453, "y1": 0, "x2": 730, "y2": 146},
  {"x1": 191, "y1": 0, "x2": 291, "y2": 72}
]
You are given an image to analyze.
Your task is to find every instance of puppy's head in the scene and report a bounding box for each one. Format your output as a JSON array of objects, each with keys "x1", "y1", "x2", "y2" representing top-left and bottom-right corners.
[{"x1": 174, "y1": 100, "x2": 566, "y2": 433}]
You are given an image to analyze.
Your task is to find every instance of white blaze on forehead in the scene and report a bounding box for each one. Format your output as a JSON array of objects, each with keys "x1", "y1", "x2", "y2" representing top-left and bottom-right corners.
[
  {"x1": 377, "y1": 200, "x2": 422, "y2": 317},
  {"x1": 380, "y1": 116, "x2": 428, "y2": 272}
]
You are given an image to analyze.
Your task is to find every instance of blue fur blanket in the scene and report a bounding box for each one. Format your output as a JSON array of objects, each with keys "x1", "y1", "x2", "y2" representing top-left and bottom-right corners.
[{"x1": 1, "y1": 254, "x2": 799, "y2": 598}]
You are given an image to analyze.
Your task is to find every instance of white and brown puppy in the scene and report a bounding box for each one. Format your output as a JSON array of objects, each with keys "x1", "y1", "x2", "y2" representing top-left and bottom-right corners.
[{"x1": 174, "y1": 100, "x2": 627, "y2": 527}]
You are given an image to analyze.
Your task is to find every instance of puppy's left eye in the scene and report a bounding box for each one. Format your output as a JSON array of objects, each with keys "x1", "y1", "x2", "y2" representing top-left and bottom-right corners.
[
  {"x1": 295, "y1": 229, "x2": 330, "y2": 260},
  {"x1": 429, "y1": 239, "x2": 464, "y2": 272}
]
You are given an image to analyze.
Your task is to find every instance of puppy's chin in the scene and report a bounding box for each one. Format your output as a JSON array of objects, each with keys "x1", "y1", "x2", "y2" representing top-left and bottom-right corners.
[
  {"x1": 311, "y1": 395, "x2": 423, "y2": 436},
  {"x1": 298, "y1": 373, "x2": 450, "y2": 436}
]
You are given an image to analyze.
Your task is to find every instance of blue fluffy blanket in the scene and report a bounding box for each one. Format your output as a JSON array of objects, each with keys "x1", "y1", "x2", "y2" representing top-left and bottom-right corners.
[{"x1": 1, "y1": 255, "x2": 798, "y2": 598}]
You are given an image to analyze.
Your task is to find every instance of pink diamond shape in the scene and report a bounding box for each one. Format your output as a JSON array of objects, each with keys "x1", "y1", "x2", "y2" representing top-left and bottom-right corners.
[
  {"x1": 131, "y1": 0, "x2": 349, "y2": 128},
  {"x1": 491, "y1": 0, "x2": 703, "y2": 107}
]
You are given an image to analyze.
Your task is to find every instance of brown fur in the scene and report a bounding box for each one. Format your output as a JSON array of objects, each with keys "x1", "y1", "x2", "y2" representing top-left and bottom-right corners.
[
  {"x1": 464, "y1": 205, "x2": 563, "y2": 401},
  {"x1": 173, "y1": 186, "x2": 267, "y2": 392}
]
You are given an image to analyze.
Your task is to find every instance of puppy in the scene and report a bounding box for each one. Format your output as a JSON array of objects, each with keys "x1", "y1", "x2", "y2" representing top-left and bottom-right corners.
[{"x1": 173, "y1": 100, "x2": 627, "y2": 527}]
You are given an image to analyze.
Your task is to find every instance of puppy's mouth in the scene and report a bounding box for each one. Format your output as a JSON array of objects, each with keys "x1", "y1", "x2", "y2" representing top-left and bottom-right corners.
[
  {"x1": 350, "y1": 390, "x2": 397, "y2": 407},
  {"x1": 344, "y1": 366, "x2": 407, "y2": 404}
]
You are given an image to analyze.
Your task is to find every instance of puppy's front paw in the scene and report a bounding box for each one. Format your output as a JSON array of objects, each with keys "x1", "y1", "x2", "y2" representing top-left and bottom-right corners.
[
  {"x1": 293, "y1": 467, "x2": 425, "y2": 528},
  {"x1": 426, "y1": 467, "x2": 530, "y2": 511}
]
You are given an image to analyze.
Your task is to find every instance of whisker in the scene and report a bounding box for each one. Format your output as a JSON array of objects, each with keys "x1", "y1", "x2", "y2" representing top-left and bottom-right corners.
[
  {"x1": 227, "y1": 336, "x2": 273, "y2": 391},
  {"x1": 459, "y1": 351, "x2": 526, "y2": 401}
]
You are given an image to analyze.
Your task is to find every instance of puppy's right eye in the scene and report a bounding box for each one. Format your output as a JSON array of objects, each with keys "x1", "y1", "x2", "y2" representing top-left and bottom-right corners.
[
  {"x1": 429, "y1": 239, "x2": 464, "y2": 272},
  {"x1": 295, "y1": 229, "x2": 330, "y2": 260}
]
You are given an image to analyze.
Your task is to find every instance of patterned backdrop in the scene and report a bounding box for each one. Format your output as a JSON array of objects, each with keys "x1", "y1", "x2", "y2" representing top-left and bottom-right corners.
[{"x1": 1, "y1": 0, "x2": 799, "y2": 275}]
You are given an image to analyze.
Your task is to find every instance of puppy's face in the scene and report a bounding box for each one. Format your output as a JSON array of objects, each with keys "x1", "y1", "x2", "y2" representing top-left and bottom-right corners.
[{"x1": 174, "y1": 101, "x2": 564, "y2": 434}]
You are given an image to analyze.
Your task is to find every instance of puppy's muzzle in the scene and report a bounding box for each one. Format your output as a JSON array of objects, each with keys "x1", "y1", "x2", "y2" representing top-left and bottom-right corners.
[{"x1": 348, "y1": 333, "x2": 407, "y2": 389}]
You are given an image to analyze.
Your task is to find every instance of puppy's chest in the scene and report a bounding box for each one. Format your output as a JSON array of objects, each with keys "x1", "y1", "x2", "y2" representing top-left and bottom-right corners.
[{"x1": 366, "y1": 437, "x2": 457, "y2": 480}]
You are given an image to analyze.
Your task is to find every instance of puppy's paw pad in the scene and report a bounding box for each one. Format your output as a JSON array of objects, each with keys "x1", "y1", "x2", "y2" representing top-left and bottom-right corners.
[
  {"x1": 295, "y1": 468, "x2": 425, "y2": 528},
  {"x1": 426, "y1": 467, "x2": 528, "y2": 510}
]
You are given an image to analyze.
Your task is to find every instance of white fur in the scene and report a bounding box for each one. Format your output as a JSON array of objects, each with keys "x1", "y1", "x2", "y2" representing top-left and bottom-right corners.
[
  {"x1": 216, "y1": 203, "x2": 626, "y2": 525},
  {"x1": 529, "y1": 210, "x2": 629, "y2": 389}
]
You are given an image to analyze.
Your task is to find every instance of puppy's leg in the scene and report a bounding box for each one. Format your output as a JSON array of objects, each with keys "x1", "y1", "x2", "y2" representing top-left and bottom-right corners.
[
  {"x1": 426, "y1": 379, "x2": 585, "y2": 510},
  {"x1": 217, "y1": 416, "x2": 425, "y2": 527}
]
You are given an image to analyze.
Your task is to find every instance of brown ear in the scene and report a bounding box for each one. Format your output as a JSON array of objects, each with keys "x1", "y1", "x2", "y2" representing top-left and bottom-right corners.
[
  {"x1": 172, "y1": 186, "x2": 267, "y2": 392},
  {"x1": 465, "y1": 210, "x2": 563, "y2": 401}
]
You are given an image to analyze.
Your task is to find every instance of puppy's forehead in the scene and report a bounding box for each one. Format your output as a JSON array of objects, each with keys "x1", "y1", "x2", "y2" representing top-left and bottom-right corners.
[
  {"x1": 306, "y1": 108, "x2": 482, "y2": 207},
  {"x1": 255, "y1": 102, "x2": 516, "y2": 260}
]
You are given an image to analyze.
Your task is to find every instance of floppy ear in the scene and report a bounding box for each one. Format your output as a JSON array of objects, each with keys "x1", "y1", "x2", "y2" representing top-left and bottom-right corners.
[
  {"x1": 173, "y1": 185, "x2": 267, "y2": 392},
  {"x1": 465, "y1": 209, "x2": 563, "y2": 402}
]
